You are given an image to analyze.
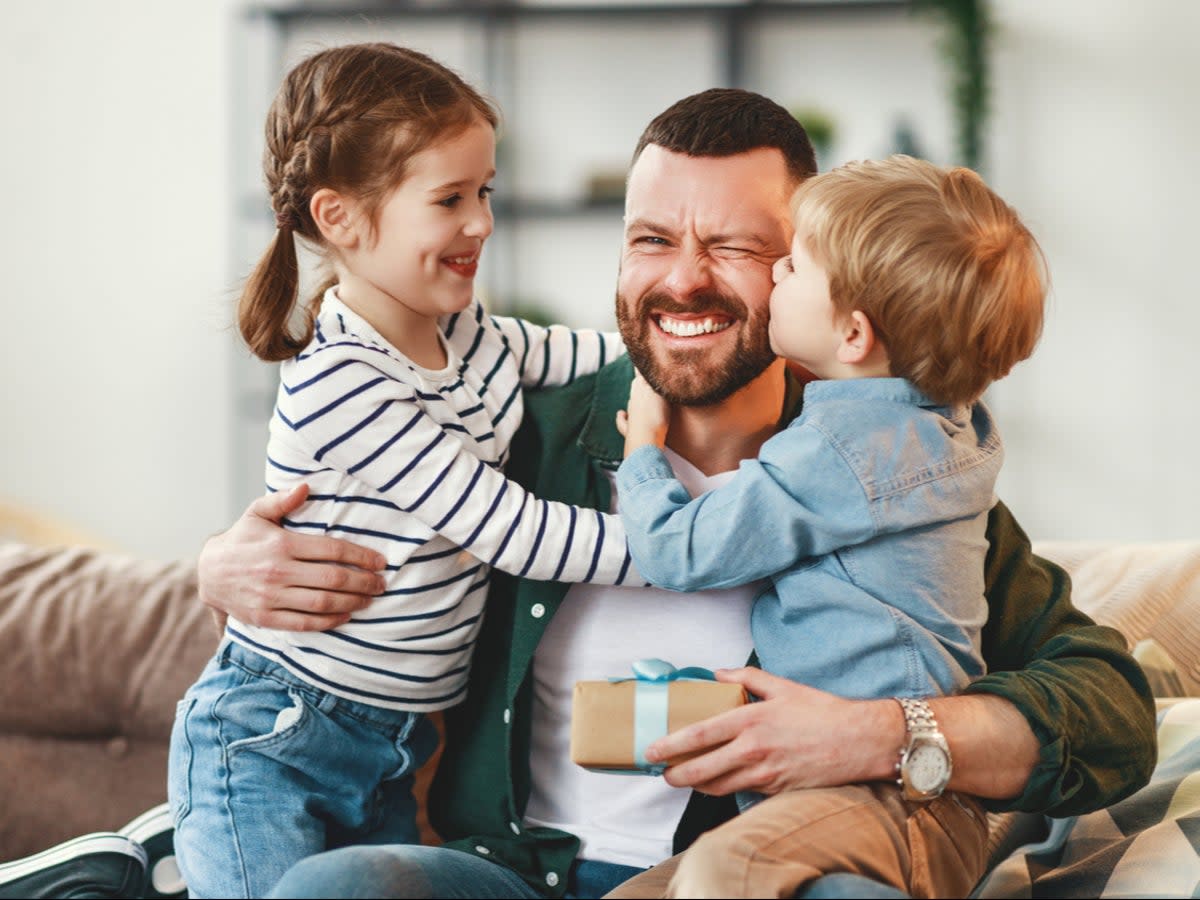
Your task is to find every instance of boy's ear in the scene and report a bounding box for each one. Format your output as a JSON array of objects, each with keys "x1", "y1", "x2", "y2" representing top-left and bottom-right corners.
[
  {"x1": 310, "y1": 188, "x2": 360, "y2": 249},
  {"x1": 836, "y1": 310, "x2": 876, "y2": 365}
]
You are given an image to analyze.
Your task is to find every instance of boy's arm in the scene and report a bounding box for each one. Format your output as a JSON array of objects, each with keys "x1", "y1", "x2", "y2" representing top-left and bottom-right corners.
[
  {"x1": 615, "y1": 423, "x2": 876, "y2": 591},
  {"x1": 488, "y1": 314, "x2": 624, "y2": 388}
]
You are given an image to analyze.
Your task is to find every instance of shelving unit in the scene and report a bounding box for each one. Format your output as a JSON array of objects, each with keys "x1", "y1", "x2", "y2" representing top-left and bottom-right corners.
[{"x1": 228, "y1": 0, "x2": 935, "y2": 509}]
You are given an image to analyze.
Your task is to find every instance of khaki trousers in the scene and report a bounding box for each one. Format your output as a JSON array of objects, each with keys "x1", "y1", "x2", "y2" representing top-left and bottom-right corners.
[{"x1": 604, "y1": 783, "x2": 987, "y2": 900}]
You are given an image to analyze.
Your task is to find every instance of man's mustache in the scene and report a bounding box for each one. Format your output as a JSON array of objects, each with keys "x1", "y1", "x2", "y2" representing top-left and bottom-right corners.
[{"x1": 634, "y1": 290, "x2": 748, "y2": 322}]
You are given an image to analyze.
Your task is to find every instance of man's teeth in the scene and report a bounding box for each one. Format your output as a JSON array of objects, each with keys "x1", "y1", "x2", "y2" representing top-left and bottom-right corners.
[
  {"x1": 447, "y1": 256, "x2": 476, "y2": 265},
  {"x1": 658, "y1": 316, "x2": 733, "y2": 337}
]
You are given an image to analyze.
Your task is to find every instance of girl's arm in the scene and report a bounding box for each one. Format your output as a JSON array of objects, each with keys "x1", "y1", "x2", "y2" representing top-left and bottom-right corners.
[
  {"x1": 614, "y1": 424, "x2": 876, "y2": 592},
  {"x1": 488, "y1": 314, "x2": 624, "y2": 388},
  {"x1": 281, "y1": 353, "x2": 638, "y2": 586}
]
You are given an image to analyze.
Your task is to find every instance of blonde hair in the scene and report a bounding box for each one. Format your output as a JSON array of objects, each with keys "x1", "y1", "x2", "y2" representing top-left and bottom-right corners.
[
  {"x1": 238, "y1": 42, "x2": 499, "y2": 362},
  {"x1": 792, "y1": 155, "x2": 1046, "y2": 405}
]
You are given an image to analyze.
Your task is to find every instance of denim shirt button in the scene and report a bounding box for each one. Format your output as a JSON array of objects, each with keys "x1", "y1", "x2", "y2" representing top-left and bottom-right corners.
[
  {"x1": 546, "y1": 872, "x2": 560, "y2": 887},
  {"x1": 530, "y1": 603, "x2": 546, "y2": 619}
]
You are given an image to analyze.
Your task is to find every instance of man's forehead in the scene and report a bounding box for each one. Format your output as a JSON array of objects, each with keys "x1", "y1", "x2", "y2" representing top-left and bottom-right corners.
[{"x1": 625, "y1": 145, "x2": 793, "y2": 238}]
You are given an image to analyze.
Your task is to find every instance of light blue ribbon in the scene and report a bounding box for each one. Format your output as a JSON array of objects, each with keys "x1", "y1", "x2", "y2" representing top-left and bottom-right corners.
[{"x1": 608, "y1": 658, "x2": 715, "y2": 776}]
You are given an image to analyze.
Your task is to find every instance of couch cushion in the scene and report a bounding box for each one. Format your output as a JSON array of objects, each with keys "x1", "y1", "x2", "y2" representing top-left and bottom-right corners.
[{"x1": 1033, "y1": 541, "x2": 1200, "y2": 696}]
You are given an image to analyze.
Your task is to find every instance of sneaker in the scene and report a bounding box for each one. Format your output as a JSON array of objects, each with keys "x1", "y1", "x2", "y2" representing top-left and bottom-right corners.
[
  {"x1": 0, "y1": 832, "x2": 147, "y2": 900},
  {"x1": 119, "y1": 804, "x2": 186, "y2": 900}
]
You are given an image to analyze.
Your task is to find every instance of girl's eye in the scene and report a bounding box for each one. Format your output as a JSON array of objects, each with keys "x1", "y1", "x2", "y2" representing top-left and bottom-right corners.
[
  {"x1": 781, "y1": 256, "x2": 794, "y2": 272},
  {"x1": 479, "y1": 184, "x2": 494, "y2": 200},
  {"x1": 438, "y1": 193, "x2": 462, "y2": 209}
]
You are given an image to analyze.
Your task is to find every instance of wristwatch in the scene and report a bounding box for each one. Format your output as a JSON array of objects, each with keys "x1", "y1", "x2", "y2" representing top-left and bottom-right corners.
[{"x1": 894, "y1": 697, "x2": 952, "y2": 802}]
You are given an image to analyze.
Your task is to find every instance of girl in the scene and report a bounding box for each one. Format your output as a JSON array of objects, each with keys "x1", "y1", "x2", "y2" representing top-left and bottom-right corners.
[{"x1": 168, "y1": 42, "x2": 635, "y2": 899}]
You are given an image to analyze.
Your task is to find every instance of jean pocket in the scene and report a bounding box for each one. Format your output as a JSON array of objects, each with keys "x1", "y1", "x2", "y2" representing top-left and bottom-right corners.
[
  {"x1": 224, "y1": 686, "x2": 310, "y2": 759},
  {"x1": 167, "y1": 696, "x2": 197, "y2": 825}
]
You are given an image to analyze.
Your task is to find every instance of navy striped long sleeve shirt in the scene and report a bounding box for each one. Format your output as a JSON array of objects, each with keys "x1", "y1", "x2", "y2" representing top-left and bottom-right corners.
[{"x1": 228, "y1": 289, "x2": 635, "y2": 710}]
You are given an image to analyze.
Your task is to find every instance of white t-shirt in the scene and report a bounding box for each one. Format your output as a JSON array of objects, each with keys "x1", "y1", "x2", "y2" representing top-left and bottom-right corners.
[{"x1": 523, "y1": 448, "x2": 757, "y2": 869}]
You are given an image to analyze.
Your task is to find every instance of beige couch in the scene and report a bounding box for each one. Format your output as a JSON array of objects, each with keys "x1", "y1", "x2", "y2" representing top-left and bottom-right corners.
[{"x1": 2, "y1": 537, "x2": 1199, "y2": 871}]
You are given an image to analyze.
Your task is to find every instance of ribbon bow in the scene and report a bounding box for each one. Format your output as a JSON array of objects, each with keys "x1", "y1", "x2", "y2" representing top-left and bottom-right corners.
[{"x1": 610, "y1": 658, "x2": 715, "y2": 774}]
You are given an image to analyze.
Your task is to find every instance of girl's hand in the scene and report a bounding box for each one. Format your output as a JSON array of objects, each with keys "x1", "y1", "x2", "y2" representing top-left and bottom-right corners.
[{"x1": 616, "y1": 370, "x2": 671, "y2": 457}]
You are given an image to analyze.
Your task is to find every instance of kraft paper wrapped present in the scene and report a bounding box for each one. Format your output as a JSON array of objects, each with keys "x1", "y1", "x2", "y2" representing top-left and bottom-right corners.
[{"x1": 570, "y1": 658, "x2": 749, "y2": 775}]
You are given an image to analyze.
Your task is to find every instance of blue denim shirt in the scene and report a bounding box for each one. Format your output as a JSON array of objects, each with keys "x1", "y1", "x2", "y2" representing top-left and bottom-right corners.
[{"x1": 616, "y1": 377, "x2": 1001, "y2": 699}]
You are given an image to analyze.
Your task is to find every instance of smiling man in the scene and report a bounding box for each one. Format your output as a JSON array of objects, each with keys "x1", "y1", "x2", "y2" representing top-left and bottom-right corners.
[{"x1": 190, "y1": 89, "x2": 1154, "y2": 899}]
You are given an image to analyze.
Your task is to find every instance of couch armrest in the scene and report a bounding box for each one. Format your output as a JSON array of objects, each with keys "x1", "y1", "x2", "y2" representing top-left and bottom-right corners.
[{"x1": 0, "y1": 542, "x2": 219, "y2": 739}]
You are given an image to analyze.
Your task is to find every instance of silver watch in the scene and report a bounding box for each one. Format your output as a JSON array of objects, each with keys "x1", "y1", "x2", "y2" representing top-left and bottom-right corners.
[{"x1": 894, "y1": 697, "x2": 952, "y2": 802}]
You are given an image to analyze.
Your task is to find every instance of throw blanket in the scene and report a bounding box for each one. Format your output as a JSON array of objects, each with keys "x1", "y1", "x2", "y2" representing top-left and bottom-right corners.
[{"x1": 975, "y1": 697, "x2": 1200, "y2": 898}]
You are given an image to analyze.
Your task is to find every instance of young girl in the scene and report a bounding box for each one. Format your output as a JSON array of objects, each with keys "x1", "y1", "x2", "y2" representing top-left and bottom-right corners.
[{"x1": 167, "y1": 42, "x2": 635, "y2": 899}]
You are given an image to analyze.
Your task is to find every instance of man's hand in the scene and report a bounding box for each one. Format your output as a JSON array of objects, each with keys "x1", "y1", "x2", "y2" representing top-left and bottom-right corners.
[
  {"x1": 643, "y1": 667, "x2": 902, "y2": 797},
  {"x1": 616, "y1": 370, "x2": 671, "y2": 457},
  {"x1": 197, "y1": 484, "x2": 388, "y2": 632}
]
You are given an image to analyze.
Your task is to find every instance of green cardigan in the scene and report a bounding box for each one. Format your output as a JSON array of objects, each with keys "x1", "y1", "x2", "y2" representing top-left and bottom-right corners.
[{"x1": 430, "y1": 355, "x2": 1157, "y2": 897}]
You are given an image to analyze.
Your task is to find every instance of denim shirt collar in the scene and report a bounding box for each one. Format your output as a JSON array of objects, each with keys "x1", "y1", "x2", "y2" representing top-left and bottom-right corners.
[{"x1": 802, "y1": 376, "x2": 952, "y2": 412}]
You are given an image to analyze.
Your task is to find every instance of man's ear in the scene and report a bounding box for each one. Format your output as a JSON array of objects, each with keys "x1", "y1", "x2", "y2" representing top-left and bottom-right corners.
[
  {"x1": 836, "y1": 310, "x2": 877, "y2": 365},
  {"x1": 310, "y1": 188, "x2": 360, "y2": 250}
]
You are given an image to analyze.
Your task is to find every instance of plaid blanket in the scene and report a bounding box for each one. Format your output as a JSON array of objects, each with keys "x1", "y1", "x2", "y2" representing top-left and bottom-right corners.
[{"x1": 974, "y1": 697, "x2": 1200, "y2": 898}]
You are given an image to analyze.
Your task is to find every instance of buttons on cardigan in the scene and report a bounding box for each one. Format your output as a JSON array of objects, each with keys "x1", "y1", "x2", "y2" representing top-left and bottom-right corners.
[
  {"x1": 531, "y1": 603, "x2": 546, "y2": 618},
  {"x1": 504, "y1": 708, "x2": 511, "y2": 724},
  {"x1": 545, "y1": 872, "x2": 560, "y2": 887},
  {"x1": 475, "y1": 845, "x2": 490, "y2": 855},
  {"x1": 510, "y1": 821, "x2": 521, "y2": 835}
]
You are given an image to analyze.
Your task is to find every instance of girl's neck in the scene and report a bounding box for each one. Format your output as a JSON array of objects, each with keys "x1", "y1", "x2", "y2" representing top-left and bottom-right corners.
[
  {"x1": 335, "y1": 275, "x2": 447, "y2": 371},
  {"x1": 664, "y1": 358, "x2": 788, "y2": 477}
]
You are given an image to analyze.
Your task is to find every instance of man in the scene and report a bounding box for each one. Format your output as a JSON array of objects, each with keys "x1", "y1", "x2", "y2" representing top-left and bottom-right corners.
[{"x1": 196, "y1": 90, "x2": 1157, "y2": 898}]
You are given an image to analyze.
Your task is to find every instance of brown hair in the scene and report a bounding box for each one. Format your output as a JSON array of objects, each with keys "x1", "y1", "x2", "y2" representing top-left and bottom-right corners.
[
  {"x1": 792, "y1": 155, "x2": 1046, "y2": 405},
  {"x1": 632, "y1": 88, "x2": 817, "y2": 185},
  {"x1": 239, "y1": 43, "x2": 499, "y2": 361}
]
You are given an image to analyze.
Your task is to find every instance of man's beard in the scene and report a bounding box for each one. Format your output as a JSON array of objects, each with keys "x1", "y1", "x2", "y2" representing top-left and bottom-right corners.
[{"x1": 616, "y1": 288, "x2": 777, "y2": 406}]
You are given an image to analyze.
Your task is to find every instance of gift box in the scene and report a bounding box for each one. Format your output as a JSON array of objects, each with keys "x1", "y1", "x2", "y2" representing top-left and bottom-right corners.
[{"x1": 570, "y1": 659, "x2": 748, "y2": 774}]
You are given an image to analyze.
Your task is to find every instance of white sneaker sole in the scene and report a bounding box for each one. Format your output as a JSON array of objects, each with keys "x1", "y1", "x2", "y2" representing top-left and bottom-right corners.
[
  {"x1": 0, "y1": 833, "x2": 146, "y2": 881},
  {"x1": 118, "y1": 802, "x2": 173, "y2": 844}
]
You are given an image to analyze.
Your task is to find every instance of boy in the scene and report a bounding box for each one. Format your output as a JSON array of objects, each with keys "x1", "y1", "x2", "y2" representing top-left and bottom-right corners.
[{"x1": 613, "y1": 154, "x2": 1046, "y2": 899}]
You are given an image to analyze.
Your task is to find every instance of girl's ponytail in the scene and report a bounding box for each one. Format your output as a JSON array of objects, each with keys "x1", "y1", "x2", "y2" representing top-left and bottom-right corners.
[{"x1": 236, "y1": 220, "x2": 314, "y2": 362}]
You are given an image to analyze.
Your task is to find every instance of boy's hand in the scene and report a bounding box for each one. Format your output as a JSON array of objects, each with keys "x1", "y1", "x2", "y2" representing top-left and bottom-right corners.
[{"x1": 616, "y1": 370, "x2": 671, "y2": 457}]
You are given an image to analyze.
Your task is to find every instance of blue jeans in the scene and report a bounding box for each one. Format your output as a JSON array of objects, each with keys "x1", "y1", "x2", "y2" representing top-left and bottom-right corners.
[
  {"x1": 167, "y1": 640, "x2": 438, "y2": 899},
  {"x1": 265, "y1": 843, "x2": 910, "y2": 898}
]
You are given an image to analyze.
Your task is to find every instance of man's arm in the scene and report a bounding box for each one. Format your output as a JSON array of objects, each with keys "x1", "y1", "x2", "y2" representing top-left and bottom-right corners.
[
  {"x1": 642, "y1": 668, "x2": 1039, "y2": 800},
  {"x1": 645, "y1": 502, "x2": 1157, "y2": 818},
  {"x1": 197, "y1": 484, "x2": 387, "y2": 632}
]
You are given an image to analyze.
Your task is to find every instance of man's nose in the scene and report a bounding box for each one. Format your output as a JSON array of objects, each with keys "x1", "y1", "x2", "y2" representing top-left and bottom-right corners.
[{"x1": 662, "y1": 252, "x2": 714, "y2": 299}]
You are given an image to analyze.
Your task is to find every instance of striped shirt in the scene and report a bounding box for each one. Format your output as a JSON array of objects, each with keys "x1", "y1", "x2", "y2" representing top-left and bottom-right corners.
[{"x1": 229, "y1": 289, "x2": 635, "y2": 710}]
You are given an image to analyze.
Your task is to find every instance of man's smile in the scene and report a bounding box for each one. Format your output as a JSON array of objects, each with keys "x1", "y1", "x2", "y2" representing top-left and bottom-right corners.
[{"x1": 653, "y1": 313, "x2": 735, "y2": 339}]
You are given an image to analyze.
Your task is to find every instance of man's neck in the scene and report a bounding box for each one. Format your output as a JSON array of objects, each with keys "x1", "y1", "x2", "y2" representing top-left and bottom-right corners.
[{"x1": 664, "y1": 359, "x2": 788, "y2": 476}]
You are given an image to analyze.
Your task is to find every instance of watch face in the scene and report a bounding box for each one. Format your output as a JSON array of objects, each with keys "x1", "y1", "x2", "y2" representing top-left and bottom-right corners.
[{"x1": 907, "y1": 743, "x2": 950, "y2": 793}]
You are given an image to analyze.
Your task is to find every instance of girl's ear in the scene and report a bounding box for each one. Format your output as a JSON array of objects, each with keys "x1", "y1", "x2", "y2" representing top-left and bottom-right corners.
[
  {"x1": 310, "y1": 189, "x2": 359, "y2": 250},
  {"x1": 835, "y1": 310, "x2": 877, "y2": 365}
]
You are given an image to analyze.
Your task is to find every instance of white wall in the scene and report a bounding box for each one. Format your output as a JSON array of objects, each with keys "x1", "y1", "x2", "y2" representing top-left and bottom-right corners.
[
  {"x1": 0, "y1": 0, "x2": 240, "y2": 559},
  {"x1": 1, "y1": 0, "x2": 1196, "y2": 560},
  {"x1": 984, "y1": 0, "x2": 1200, "y2": 540}
]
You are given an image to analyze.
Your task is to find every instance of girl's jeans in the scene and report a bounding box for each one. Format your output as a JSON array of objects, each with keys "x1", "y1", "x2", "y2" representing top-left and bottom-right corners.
[{"x1": 167, "y1": 639, "x2": 438, "y2": 899}]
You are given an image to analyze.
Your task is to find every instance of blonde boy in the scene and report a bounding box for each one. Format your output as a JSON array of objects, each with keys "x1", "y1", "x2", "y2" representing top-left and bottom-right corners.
[{"x1": 613, "y1": 155, "x2": 1047, "y2": 899}]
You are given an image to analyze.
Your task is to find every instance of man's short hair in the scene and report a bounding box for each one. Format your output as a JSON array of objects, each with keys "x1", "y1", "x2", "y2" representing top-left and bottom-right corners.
[{"x1": 633, "y1": 88, "x2": 817, "y2": 184}]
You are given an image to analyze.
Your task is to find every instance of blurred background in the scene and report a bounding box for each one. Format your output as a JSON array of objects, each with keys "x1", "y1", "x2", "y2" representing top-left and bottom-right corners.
[{"x1": 1, "y1": 0, "x2": 1197, "y2": 561}]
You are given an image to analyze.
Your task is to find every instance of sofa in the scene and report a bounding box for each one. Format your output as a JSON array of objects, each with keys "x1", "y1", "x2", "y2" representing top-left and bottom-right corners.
[{"x1": 3, "y1": 537, "x2": 1200, "y2": 895}]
